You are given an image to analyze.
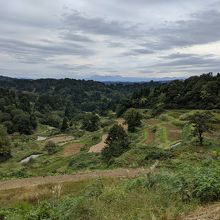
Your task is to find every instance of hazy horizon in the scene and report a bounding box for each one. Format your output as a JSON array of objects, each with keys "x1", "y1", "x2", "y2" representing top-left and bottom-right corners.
[{"x1": 1, "y1": 0, "x2": 220, "y2": 79}]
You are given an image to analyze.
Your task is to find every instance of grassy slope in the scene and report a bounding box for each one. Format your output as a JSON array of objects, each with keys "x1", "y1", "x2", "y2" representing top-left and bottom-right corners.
[{"x1": 1, "y1": 109, "x2": 220, "y2": 219}]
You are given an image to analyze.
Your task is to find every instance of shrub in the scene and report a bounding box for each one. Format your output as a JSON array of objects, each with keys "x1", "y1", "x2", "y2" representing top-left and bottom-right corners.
[
  {"x1": 191, "y1": 169, "x2": 220, "y2": 202},
  {"x1": 81, "y1": 113, "x2": 100, "y2": 132},
  {"x1": 144, "y1": 147, "x2": 173, "y2": 161},
  {"x1": 83, "y1": 181, "x2": 104, "y2": 198},
  {"x1": 25, "y1": 202, "x2": 57, "y2": 220},
  {"x1": 69, "y1": 152, "x2": 103, "y2": 170},
  {"x1": 0, "y1": 125, "x2": 11, "y2": 162},
  {"x1": 44, "y1": 141, "x2": 60, "y2": 155}
]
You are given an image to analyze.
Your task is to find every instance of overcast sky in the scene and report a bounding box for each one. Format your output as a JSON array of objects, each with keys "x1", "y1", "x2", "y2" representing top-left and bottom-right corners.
[{"x1": 1, "y1": 0, "x2": 220, "y2": 79}]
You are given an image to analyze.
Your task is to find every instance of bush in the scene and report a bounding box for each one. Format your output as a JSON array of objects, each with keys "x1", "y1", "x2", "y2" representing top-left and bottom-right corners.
[
  {"x1": 0, "y1": 125, "x2": 11, "y2": 162},
  {"x1": 81, "y1": 113, "x2": 100, "y2": 132},
  {"x1": 144, "y1": 147, "x2": 173, "y2": 161},
  {"x1": 191, "y1": 169, "x2": 220, "y2": 202},
  {"x1": 83, "y1": 181, "x2": 104, "y2": 198},
  {"x1": 44, "y1": 141, "x2": 60, "y2": 155},
  {"x1": 69, "y1": 152, "x2": 103, "y2": 170},
  {"x1": 25, "y1": 201, "x2": 57, "y2": 220}
]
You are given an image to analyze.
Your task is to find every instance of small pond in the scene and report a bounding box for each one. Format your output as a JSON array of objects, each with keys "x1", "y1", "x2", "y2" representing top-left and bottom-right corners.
[
  {"x1": 20, "y1": 154, "x2": 41, "y2": 164},
  {"x1": 37, "y1": 136, "x2": 47, "y2": 141}
]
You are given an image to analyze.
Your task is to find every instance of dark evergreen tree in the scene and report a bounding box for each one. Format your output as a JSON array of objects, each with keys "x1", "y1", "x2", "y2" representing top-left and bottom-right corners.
[
  {"x1": 102, "y1": 124, "x2": 130, "y2": 162},
  {"x1": 61, "y1": 117, "x2": 69, "y2": 132},
  {"x1": 0, "y1": 125, "x2": 11, "y2": 162},
  {"x1": 124, "y1": 108, "x2": 142, "y2": 132}
]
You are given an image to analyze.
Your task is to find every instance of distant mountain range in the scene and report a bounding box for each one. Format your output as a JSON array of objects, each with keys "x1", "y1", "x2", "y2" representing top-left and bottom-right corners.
[
  {"x1": 0, "y1": 74, "x2": 184, "y2": 83},
  {"x1": 85, "y1": 75, "x2": 185, "y2": 82}
]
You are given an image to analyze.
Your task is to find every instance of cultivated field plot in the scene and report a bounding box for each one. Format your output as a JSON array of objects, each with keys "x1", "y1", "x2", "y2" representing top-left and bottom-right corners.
[
  {"x1": 63, "y1": 143, "x2": 84, "y2": 157},
  {"x1": 47, "y1": 135, "x2": 75, "y2": 145},
  {"x1": 143, "y1": 110, "x2": 220, "y2": 149}
]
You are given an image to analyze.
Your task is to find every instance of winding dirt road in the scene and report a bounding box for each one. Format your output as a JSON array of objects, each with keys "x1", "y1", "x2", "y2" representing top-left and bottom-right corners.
[
  {"x1": 88, "y1": 134, "x2": 108, "y2": 153},
  {"x1": 0, "y1": 166, "x2": 154, "y2": 191}
]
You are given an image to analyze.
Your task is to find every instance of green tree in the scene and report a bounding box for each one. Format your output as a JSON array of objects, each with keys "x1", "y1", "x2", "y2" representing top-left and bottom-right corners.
[
  {"x1": 64, "y1": 103, "x2": 76, "y2": 119},
  {"x1": 13, "y1": 112, "x2": 33, "y2": 135},
  {"x1": 0, "y1": 125, "x2": 11, "y2": 162},
  {"x1": 188, "y1": 112, "x2": 214, "y2": 145},
  {"x1": 151, "y1": 102, "x2": 165, "y2": 117},
  {"x1": 61, "y1": 117, "x2": 69, "y2": 132},
  {"x1": 102, "y1": 124, "x2": 130, "y2": 162},
  {"x1": 81, "y1": 113, "x2": 100, "y2": 132},
  {"x1": 124, "y1": 108, "x2": 142, "y2": 132}
]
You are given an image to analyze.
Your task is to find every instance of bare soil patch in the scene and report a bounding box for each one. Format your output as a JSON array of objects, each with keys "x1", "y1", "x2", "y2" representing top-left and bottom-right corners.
[
  {"x1": 164, "y1": 123, "x2": 181, "y2": 142},
  {"x1": 145, "y1": 130, "x2": 155, "y2": 145},
  {"x1": 117, "y1": 118, "x2": 128, "y2": 131},
  {"x1": 63, "y1": 143, "x2": 84, "y2": 156}
]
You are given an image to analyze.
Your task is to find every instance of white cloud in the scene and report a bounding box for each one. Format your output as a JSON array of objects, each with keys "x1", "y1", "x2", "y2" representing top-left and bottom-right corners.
[{"x1": 0, "y1": 0, "x2": 220, "y2": 78}]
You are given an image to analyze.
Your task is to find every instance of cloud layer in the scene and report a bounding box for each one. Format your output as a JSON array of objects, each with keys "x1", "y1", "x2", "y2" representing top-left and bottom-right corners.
[{"x1": 0, "y1": 0, "x2": 220, "y2": 78}]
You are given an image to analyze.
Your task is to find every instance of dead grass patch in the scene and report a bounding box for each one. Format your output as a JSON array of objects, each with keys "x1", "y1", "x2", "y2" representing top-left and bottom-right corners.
[
  {"x1": 63, "y1": 143, "x2": 84, "y2": 156},
  {"x1": 164, "y1": 123, "x2": 181, "y2": 142}
]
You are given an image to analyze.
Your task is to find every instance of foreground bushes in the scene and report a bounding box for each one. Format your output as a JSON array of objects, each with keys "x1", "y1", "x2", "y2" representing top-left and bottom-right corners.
[
  {"x1": 144, "y1": 167, "x2": 220, "y2": 203},
  {"x1": 1, "y1": 164, "x2": 220, "y2": 219}
]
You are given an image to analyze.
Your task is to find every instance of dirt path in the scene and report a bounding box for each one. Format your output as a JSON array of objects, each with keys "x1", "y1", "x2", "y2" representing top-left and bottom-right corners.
[
  {"x1": 164, "y1": 123, "x2": 181, "y2": 142},
  {"x1": 0, "y1": 165, "x2": 157, "y2": 191},
  {"x1": 181, "y1": 203, "x2": 220, "y2": 220},
  {"x1": 88, "y1": 134, "x2": 108, "y2": 153}
]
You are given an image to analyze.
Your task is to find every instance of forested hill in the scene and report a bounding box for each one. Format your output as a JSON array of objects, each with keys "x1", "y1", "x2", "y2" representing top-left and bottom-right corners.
[
  {"x1": 0, "y1": 73, "x2": 219, "y2": 135},
  {"x1": 0, "y1": 75, "x2": 160, "y2": 134},
  {"x1": 125, "y1": 73, "x2": 220, "y2": 110}
]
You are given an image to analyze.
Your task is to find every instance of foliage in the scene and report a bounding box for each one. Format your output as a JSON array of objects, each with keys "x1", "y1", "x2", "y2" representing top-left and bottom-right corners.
[
  {"x1": 190, "y1": 168, "x2": 220, "y2": 202},
  {"x1": 102, "y1": 124, "x2": 130, "y2": 162},
  {"x1": 81, "y1": 113, "x2": 100, "y2": 132},
  {"x1": 60, "y1": 117, "x2": 69, "y2": 132},
  {"x1": 40, "y1": 113, "x2": 61, "y2": 128},
  {"x1": 123, "y1": 73, "x2": 220, "y2": 111},
  {"x1": 124, "y1": 108, "x2": 142, "y2": 132},
  {"x1": 144, "y1": 147, "x2": 173, "y2": 161},
  {"x1": 69, "y1": 152, "x2": 104, "y2": 170},
  {"x1": 188, "y1": 111, "x2": 214, "y2": 145},
  {"x1": 0, "y1": 125, "x2": 11, "y2": 162},
  {"x1": 151, "y1": 102, "x2": 165, "y2": 117},
  {"x1": 44, "y1": 141, "x2": 60, "y2": 155}
]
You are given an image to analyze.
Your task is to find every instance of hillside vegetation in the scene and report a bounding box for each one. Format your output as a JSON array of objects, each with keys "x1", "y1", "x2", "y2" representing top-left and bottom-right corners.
[{"x1": 0, "y1": 73, "x2": 220, "y2": 219}]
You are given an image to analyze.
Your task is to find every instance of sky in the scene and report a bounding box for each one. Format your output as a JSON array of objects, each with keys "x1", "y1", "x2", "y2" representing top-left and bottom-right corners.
[{"x1": 1, "y1": 0, "x2": 220, "y2": 79}]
